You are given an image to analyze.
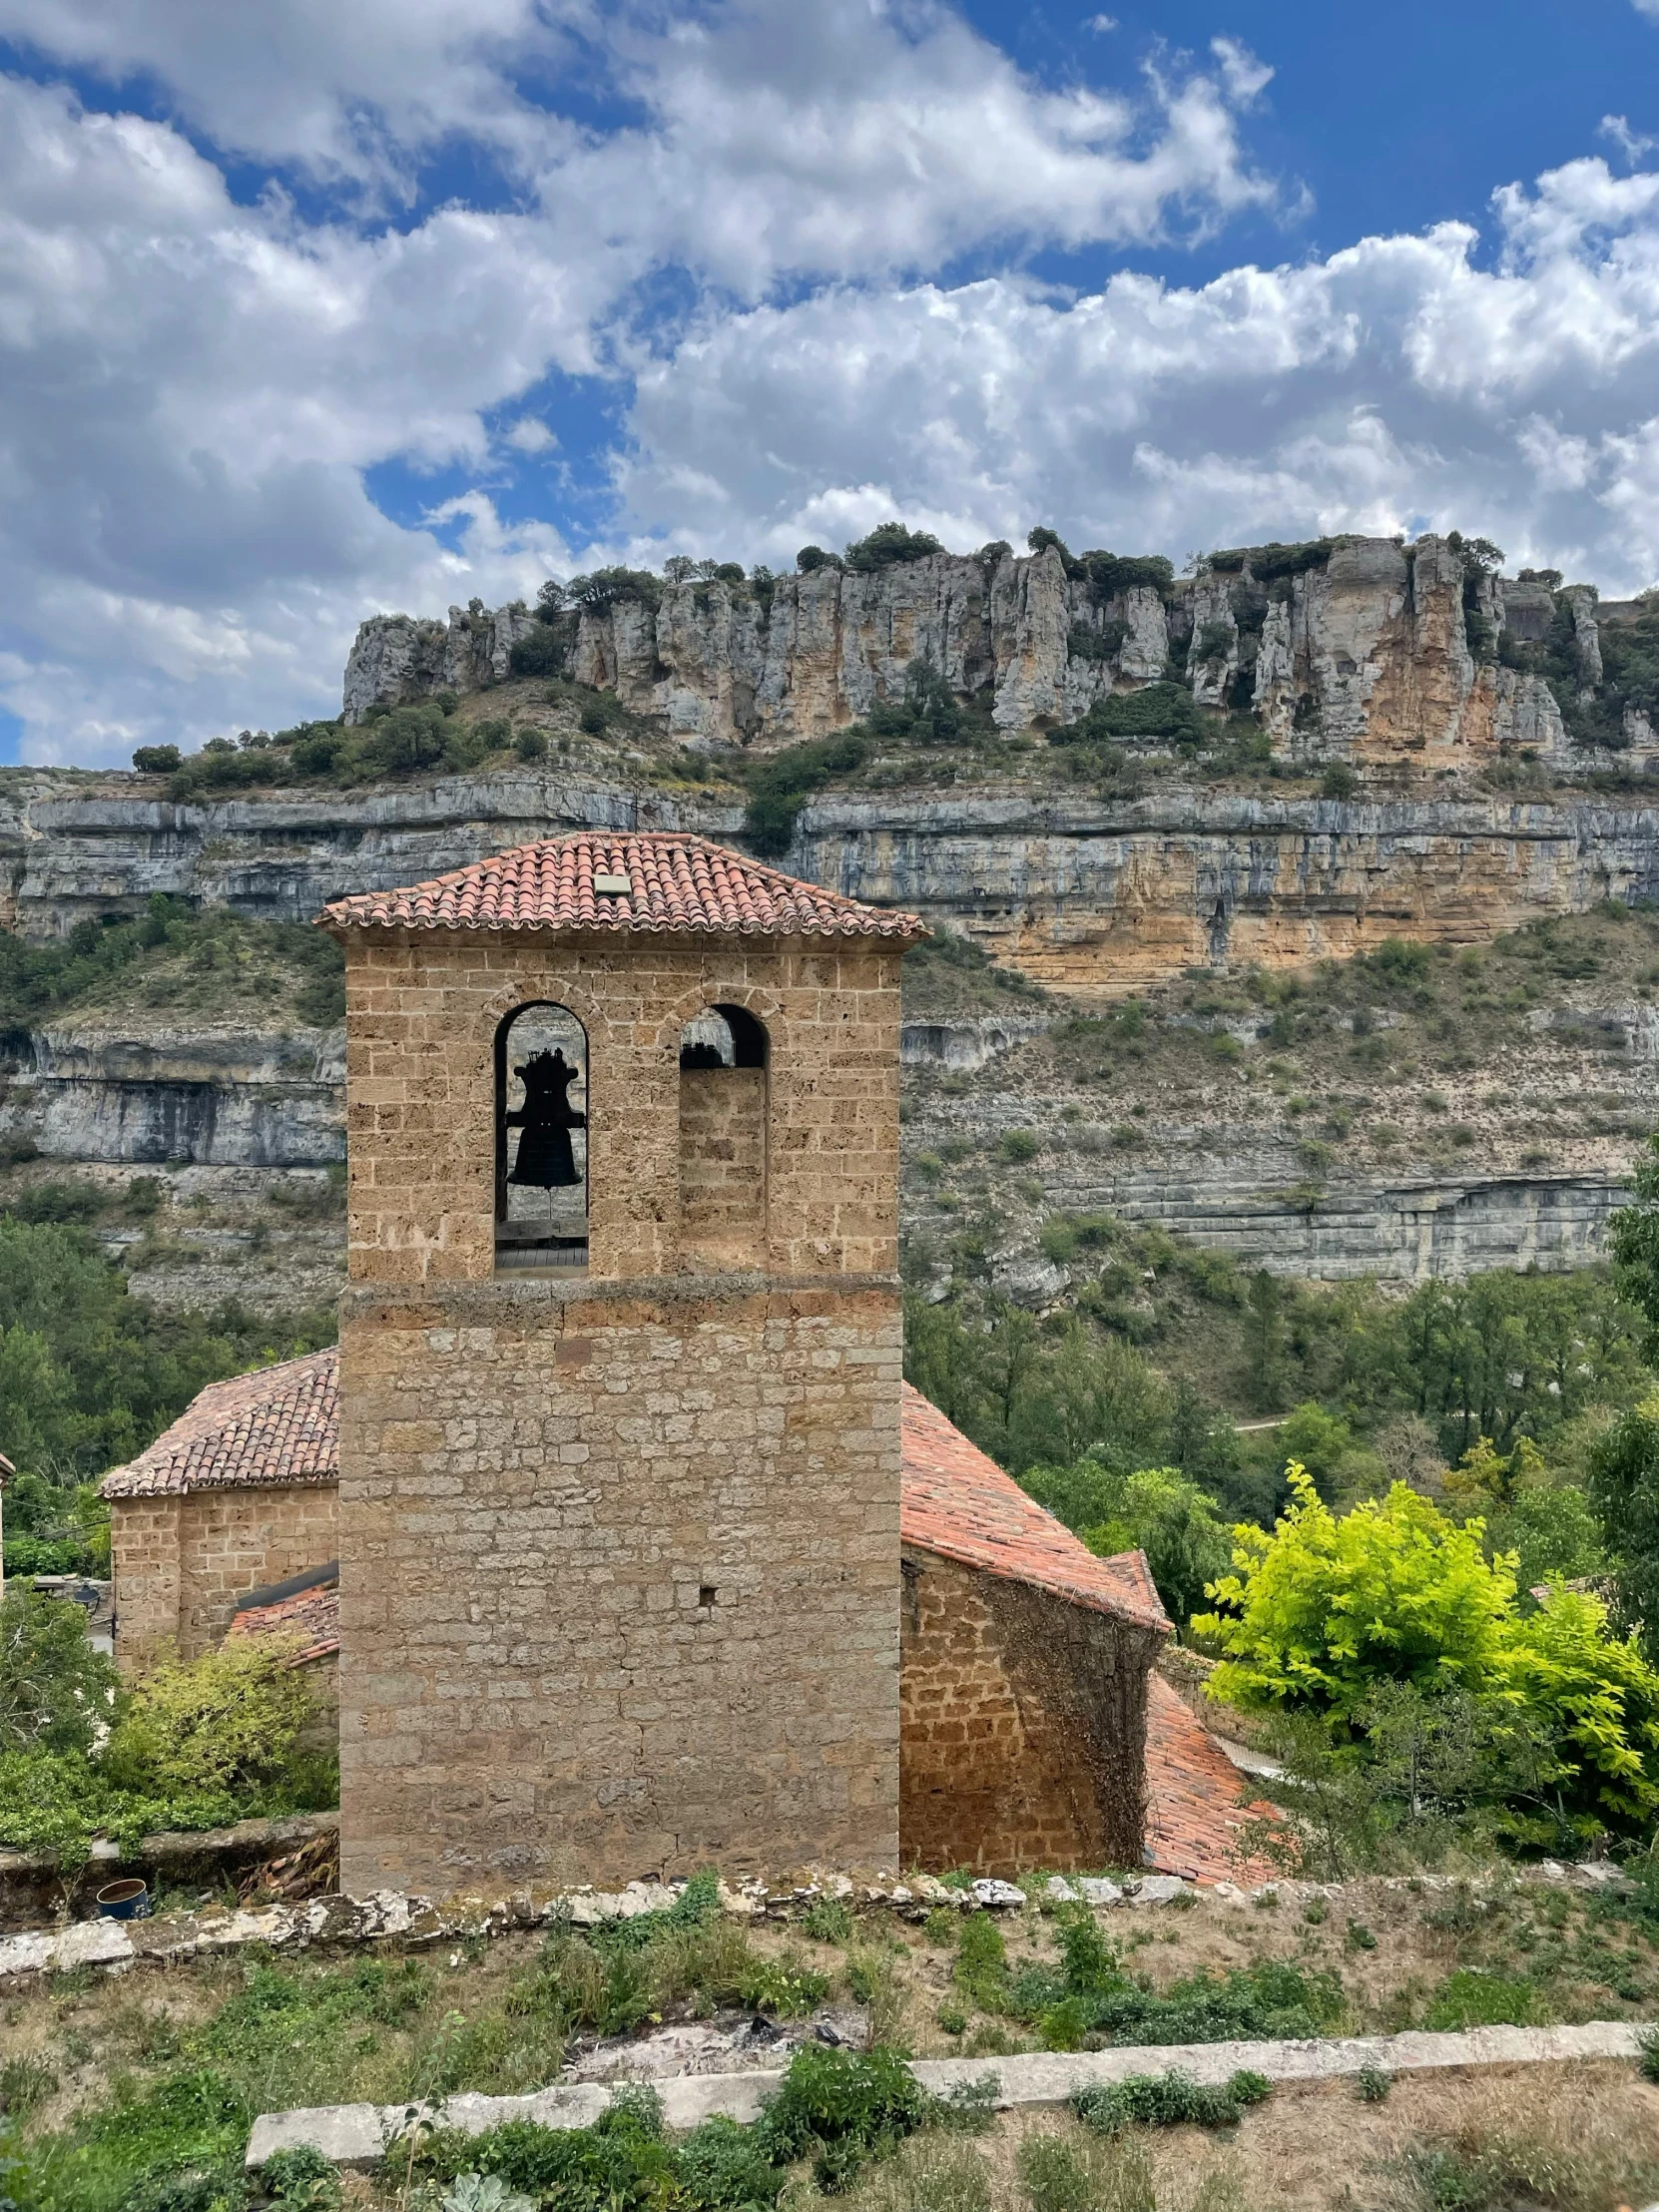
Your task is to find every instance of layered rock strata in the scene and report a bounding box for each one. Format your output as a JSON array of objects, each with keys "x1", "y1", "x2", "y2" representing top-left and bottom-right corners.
[{"x1": 7, "y1": 777, "x2": 1659, "y2": 994}]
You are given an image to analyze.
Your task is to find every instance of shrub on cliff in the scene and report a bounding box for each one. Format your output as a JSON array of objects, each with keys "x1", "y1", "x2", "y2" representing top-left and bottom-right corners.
[
  {"x1": 741, "y1": 731, "x2": 869, "y2": 856},
  {"x1": 1058, "y1": 682, "x2": 1207, "y2": 749},
  {"x1": 565, "y1": 566, "x2": 662, "y2": 612},
  {"x1": 131, "y1": 745, "x2": 180, "y2": 774},
  {"x1": 842, "y1": 522, "x2": 944, "y2": 572},
  {"x1": 507, "y1": 624, "x2": 567, "y2": 679}
]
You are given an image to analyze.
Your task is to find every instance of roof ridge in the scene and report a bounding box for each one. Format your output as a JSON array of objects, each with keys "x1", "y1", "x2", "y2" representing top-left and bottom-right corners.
[{"x1": 318, "y1": 831, "x2": 927, "y2": 939}]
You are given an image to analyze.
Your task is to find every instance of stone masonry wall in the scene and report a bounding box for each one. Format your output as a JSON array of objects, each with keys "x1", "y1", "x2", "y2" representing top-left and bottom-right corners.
[
  {"x1": 334, "y1": 931, "x2": 901, "y2": 1287},
  {"x1": 679, "y1": 1065, "x2": 766, "y2": 1261},
  {"x1": 110, "y1": 1485, "x2": 339, "y2": 1671},
  {"x1": 335, "y1": 921, "x2": 906, "y2": 1896},
  {"x1": 898, "y1": 1547, "x2": 1156, "y2": 1875},
  {"x1": 338, "y1": 1278, "x2": 901, "y2": 1896}
]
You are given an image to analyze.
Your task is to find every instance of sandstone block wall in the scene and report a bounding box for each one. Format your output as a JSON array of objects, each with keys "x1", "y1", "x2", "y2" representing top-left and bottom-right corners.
[
  {"x1": 335, "y1": 933, "x2": 901, "y2": 1288},
  {"x1": 898, "y1": 1547, "x2": 1157, "y2": 1874},
  {"x1": 337, "y1": 1278, "x2": 901, "y2": 1896},
  {"x1": 679, "y1": 1065, "x2": 766, "y2": 1262},
  {"x1": 110, "y1": 1484, "x2": 339, "y2": 1671}
]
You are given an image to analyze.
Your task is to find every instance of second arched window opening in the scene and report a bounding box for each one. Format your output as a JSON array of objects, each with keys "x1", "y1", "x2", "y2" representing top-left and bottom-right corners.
[{"x1": 679, "y1": 1004, "x2": 768, "y2": 1267}]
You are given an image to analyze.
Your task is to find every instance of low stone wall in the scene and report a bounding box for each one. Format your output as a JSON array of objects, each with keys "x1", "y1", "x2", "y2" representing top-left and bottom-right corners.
[{"x1": 0, "y1": 1813, "x2": 337, "y2": 1931}]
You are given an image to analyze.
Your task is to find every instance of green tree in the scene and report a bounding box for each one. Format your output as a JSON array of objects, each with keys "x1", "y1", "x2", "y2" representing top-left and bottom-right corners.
[
  {"x1": 1197, "y1": 1464, "x2": 1659, "y2": 1846},
  {"x1": 1194, "y1": 1466, "x2": 1517, "y2": 1719},
  {"x1": 1091, "y1": 1468, "x2": 1232, "y2": 1630},
  {"x1": 0, "y1": 1589, "x2": 119, "y2": 1757},
  {"x1": 1588, "y1": 1394, "x2": 1659, "y2": 1657},
  {"x1": 1611, "y1": 1136, "x2": 1659, "y2": 1361}
]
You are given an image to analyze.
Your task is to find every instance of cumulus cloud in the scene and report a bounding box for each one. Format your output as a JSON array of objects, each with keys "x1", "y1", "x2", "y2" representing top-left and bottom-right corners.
[
  {"x1": 2, "y1": 1, "x2": 1659, "y2": 767},
  {"x1": 621, "y1": 156, "x2": 1659, "y2": 593}
]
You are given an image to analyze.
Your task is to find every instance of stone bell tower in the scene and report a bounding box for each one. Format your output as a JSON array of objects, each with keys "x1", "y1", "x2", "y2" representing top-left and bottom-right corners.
[{"x1": 322, "y1": 832, "x2": 924, "y2": 1897}]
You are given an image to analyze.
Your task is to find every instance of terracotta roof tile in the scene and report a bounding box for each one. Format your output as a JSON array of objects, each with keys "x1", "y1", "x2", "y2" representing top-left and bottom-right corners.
[
  {"x1": 318, "y1": 832, "x2": 926, "y2": 940},
  {"x1": 100, "y1": 1350, "x2": 338, "y2": 1498},
  {"x1": 897, "y1": 1382, "x2": 1170, "y2": 1633},
  {"x1": 228, "y1": 1577, "x2": 340, "y2": 1666},
  {"x1": 1143, "y1": 1675, "x2": 1281, "y2": 1886}
]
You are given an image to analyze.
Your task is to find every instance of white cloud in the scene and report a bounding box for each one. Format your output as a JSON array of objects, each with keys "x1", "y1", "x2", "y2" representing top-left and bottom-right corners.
[
  {"x1": 620, "y1": 155, "x2": 1659, "y2": 594},
  {"x1": 504, "y1": 418, "x2": 558, "y2": 454},
  {"x1": 1632, "y1": 0, "x2": 1659, "y2": 22},
  {"x1": 1085, "y1": 14, "x2": 1119, "y2": 30},
  {"x1": 1601, "y1": 114, "x2": 1657, "y2": 163},
  {"x1": 3, "y1": 3, "x2": 1659, "y2": 767}
]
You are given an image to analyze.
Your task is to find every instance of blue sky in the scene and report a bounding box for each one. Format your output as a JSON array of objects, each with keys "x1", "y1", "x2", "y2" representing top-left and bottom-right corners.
[{"x1": 1, "y1": 0, "x2": 1658, "y2": 765}]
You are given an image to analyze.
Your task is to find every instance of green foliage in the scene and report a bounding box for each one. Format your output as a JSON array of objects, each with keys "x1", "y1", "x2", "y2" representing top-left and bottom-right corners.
[
  {"x1": 1198, "y1": 1467, "x2": 1659, "y2": 1845},
  {"x1": 843, "y1": 524, "x2": 945, "y2": 573},
  {"x1": 3, "y1": 2063, "x2": 253, "y2": 2212},
  {"x1": 1195, "y1": 1466, "x2": 1518, "y2": 1716},
  {"x1": 1587, "y1": 1393, "x2": 1659, "y2": 1659},
  {"x1": 1074, "y1": 549, "x2": 1176, "y2": 597},
  {"x1": 761, "y1": 2044, "x2": 932, "y2": 2188},
  {"x1": 132, "y1": 746, "x2": 182, "y2": 774},
  {"x1": 797, "y1": 545, "x2": 842, "y2": 573},
  {"x1": 416, "y1": 2044, "x2": 948, "y2": 2206},
  {"x1": 0, "y1": 1214, "x2": 332, "y2": 1488},
  {"x1": 1355, "y1": 2064, "x2": 1391, "y2": 2102},
  {"x1": 566, "y1": 567, "x2": 663, "y2": 612},
  {"x1": 1484, "y1": 1483, "x2": 1607, "y2": 1594},
  {"x1": 863, "y1": 658, "x2": 969, "y2": 748},
  {"x1": 1060, "y1": 683, "x2": 1207, "y2": 749},
  {"x1": 1610, "y1": 1138, "x2": 1659, "y2": 1363},
  {"x1": 1421, "y1": 1969, "x2": 1539, "y2": 2030},
  {"x1": 0, "y1": 1589, "x2": 118, "y2": 1757},
  {"x1": 1207, "y1": 539, "x2": 1333, "y2": 581},
  {"x1": 507, "y1": 625, "x2": 567, "y2": 680},
  {"x1": 0, "y1": 1605, "x2": 336, "y2": 1868},
  {"x1": 953, "y1": 1914, "x2": 1008, "y2": 2010},
  {"x1": 802, "y1": 1897, "x2": 854, "y2": 1944},
  {"x1": 1007, "y1": 1956, "x2": 1342, "y2": 2048},
  {"x1": 997, "y1": 1130, "x2": 1038, "y2": 1164},
  {"x1": 741, "y1": 731, "x2": 870, "y2": 857},
  {"x1": 1019, "y1": 1459, "x2": 1230, "y2": 1627},
  {"x1": 103, "y1": 1635, "x2": 334, "y2": 1803},
  {"x1": 1070, "y1": 2067, "x2": 1272, "y2": 2137}
]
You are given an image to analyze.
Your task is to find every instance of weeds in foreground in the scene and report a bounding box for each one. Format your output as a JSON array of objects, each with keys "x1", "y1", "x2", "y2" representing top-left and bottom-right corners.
[
  {"x1": 405, "y1": 2046, "x2": 994, "y2": 2207},
  {"x1": 1015, "y1": 2133, "x2": 1255, "y2": 2212},
  {"x1": 1070, "y1": 2070, "x2": 1273, "y2": 2138}
]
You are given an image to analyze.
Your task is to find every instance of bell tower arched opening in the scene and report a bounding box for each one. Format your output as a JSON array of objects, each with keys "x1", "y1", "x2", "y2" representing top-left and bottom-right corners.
[
  {"x1": 495, "y1": 1001, "x2": 589, "y2": 1272},
  {"x1": 678, "y1": 1003, "x2": 768, "y2": 1267}
]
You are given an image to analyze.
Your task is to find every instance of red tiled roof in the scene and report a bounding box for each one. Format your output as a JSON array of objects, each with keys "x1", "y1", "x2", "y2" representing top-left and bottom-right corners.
[
  {"x1": 100, "y1": 1350, "x2": 338, "y2": 1498},
  {"x1": 1143, "y1": 1674, "x2": 1281, "y2": 1886},
  {"x1": 229, "y1": 1578, "x2": 340, "y2": 1666},
  {"x1": 317, "y1": 832, "x2": 926, "y2": 939},
  {"x1": 897, "y1": 1382, "x2": 1170, "y2": 1633}
]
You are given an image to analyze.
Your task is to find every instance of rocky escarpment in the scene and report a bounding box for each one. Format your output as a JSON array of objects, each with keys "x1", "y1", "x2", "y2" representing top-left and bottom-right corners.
[
  {"x1": 343, "y1": 535, "x2": 1659, "y2": 769},
  {"x1": 0, "y1": 1024, "x2": 343, "y2": 1169},
  {"x1": 7, "y1": 775, "x2": 1659, "y2": 991}
]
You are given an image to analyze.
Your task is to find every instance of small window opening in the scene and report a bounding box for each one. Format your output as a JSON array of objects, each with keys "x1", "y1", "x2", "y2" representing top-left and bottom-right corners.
[
  {"x1": 698, "y1": 1584, "x2": 717, "y2": 1609},
  {"x1": 495, "y1": 1001, "x2": 589, "y2": 1272}
]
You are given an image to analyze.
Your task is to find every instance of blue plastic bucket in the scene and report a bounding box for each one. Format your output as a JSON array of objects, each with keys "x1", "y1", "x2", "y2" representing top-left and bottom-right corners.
[{"x1": 95, "y1": 1879, "x2": 151, "y2": 1921}]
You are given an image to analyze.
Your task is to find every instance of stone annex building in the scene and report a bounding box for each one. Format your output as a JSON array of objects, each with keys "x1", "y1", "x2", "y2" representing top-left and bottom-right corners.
[{"x1": 102, "y1": 833, "x2": 1261, "y2": 1893}]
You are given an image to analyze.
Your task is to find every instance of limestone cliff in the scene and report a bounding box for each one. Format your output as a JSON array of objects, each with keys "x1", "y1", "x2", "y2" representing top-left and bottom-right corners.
[{"x1": 343, "y1": 535, "x2": 1658, "y2": 773}]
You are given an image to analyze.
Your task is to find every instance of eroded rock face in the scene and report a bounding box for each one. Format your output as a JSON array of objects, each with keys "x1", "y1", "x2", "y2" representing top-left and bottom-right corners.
[{"x1": 339, "y1": 537, "x2": 1648, "y2": 778}]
